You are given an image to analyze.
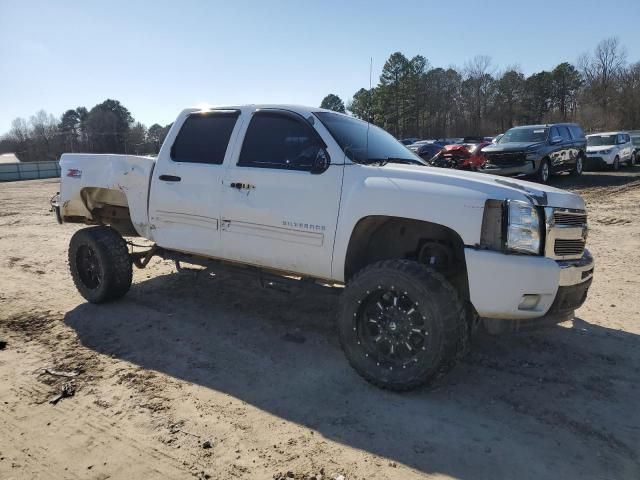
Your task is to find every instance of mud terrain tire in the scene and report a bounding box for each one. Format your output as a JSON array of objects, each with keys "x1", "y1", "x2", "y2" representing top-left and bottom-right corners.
[
  {"x1": 338, "y1": 259, "x2": 468, "y2": 391},
  {"x1": 69, "y1": 226, "x2": 132, "y2": 303}
]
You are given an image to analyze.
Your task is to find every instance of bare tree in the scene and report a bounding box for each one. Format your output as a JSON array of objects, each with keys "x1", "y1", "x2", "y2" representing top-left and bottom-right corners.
[{"x1": 579, "y1": 37, "x2": 627, "y2": 124}]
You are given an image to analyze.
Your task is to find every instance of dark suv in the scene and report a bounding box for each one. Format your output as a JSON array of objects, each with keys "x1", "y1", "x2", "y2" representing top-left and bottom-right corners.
[{"x1": 481, "y1": 123, "x2": 587, "y2": 183}]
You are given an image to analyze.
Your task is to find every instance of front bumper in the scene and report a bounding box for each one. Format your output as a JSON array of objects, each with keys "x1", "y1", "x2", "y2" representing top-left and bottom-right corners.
[
  {"x1": 479, "y1": 162, "x2": 536, "y2": 177},
  {"x1": 464, "y1": 248, "x2": 594, "y2": 331},
  {"x1": 585, "y1": 155, "x2": 613, "y2": 169}
]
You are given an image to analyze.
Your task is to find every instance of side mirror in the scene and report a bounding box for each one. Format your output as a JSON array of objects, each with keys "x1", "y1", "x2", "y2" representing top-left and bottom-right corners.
[
  {"x1": 551, "y1": 135, "x2": 563, "y2": 145},
  {"x1": 310, "y1": 149, "x2": 330, "y2": 174}
]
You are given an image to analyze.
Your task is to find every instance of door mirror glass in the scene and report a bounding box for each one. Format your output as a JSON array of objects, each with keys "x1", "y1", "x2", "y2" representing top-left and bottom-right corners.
[
  {"x1": 551, "y1": 135, "x2": 563, "y2": 145},
  {"x1": 310, "y1": 149, "x2": 330, "y2": 174}
]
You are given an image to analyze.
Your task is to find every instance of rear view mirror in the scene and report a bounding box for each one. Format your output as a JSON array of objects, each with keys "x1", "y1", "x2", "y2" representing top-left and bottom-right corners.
[{"x1": 310, "y1": 149, "x2": 330, "y2": 174}]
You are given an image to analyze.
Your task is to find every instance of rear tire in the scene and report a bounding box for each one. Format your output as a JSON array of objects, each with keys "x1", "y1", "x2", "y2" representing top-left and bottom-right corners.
[
  {"x1": 338, "y1": 259, "x2": 468, "y2": 391},
  {"x1": 629, "y1": 153, "x2": 636, "y2": 167},
  {"x1": 68, "y1": 226, "x2": 132, "y2": 303}
]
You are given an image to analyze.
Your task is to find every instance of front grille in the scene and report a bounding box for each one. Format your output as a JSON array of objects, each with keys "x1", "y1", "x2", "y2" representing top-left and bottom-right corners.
[
  {"x1": 554, "y1": 239, "x2": 586, "y2": 256},
  {"x1": 545, "y1": 208, "x2": 587, "y2": 260},
  {"x1": 485, "y1": 152, "x2": 526, "y2": 166},
  {"x1": 553, "y1": 212, "x2": 587, "y2": 226}
]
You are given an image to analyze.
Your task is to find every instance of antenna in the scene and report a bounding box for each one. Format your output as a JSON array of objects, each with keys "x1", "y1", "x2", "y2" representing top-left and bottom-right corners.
[{"x1": 366, "y1": 57, "x2": 372, "y2": 160}]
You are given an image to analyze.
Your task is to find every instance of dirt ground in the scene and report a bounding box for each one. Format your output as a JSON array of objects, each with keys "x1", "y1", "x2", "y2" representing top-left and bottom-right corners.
[{"x1": 1, "y1": 170, "x2": 639, "y2": 480}]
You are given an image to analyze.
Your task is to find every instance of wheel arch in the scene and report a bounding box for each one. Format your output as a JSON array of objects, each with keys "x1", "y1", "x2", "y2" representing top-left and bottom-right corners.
[{"x1": 343, "y1": 215, "x2": 470, "y2": 301}]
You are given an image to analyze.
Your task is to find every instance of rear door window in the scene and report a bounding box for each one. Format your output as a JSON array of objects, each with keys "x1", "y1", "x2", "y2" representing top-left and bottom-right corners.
[{"x1": 171, "y1": 111, "x2": 240, "y2": 164}]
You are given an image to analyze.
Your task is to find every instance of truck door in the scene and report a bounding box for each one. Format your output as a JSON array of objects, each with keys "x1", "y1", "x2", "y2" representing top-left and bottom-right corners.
[
  {"x1": 220, "y1": 109, "x2": 343, "y2": 280},
  {"x1": 149, "y1": 110, "x2": 242, "y2": 257},
  {"x1": 548, "y1": 126, "x2": 568, "y2": 171}
]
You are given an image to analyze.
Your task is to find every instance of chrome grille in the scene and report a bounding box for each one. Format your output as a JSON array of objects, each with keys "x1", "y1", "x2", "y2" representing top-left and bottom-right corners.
[
  {"x1": 544, "y1": 208, "x2": 588, "y2": 260},
  {"x1": 553, "y1": 212, "x2": 587, "y2": 226},
  {"x1": 554, "y1": 239, "x2": 586, "y2": 256}
]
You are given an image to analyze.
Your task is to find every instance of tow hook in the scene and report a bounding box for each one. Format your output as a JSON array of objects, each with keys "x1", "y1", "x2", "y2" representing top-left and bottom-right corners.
[{"x1": 50, "y1": 193, "x2": 62, "y2": 224}]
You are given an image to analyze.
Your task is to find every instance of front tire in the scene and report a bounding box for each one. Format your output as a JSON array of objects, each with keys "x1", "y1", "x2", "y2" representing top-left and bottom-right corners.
[
  {"x1": 612, "y1": 156, "x2": 620, "y2": 171},
  {"x1": 571, "y1": 155, "x2": 584, "y2": 176},
  {"x1": 535, "y1": 158, "x2": 550, "y2": 183},
  {"x1": 68, "y1": 226, "x2": 132, "y2": 303},
  {"x1": 338, "y1": 260, "x2": 468, "y2": 391}
]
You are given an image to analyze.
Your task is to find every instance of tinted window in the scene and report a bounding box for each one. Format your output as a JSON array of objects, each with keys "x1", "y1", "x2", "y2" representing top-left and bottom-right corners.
[
  {"x1": 171, "y1": 111, "x2": 239, "y2": 164},
  {"x1": 569, "y1": 125, "x2": 585, "y2": 139},
  {"x1": 239, "y1": 113, "x2": 323, "y2": 170},
  {"x1": 557, "y1": 126, "x2": 572, "y2": 141}
]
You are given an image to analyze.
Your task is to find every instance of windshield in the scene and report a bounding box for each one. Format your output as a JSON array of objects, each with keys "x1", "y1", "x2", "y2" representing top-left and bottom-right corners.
[
  {"x1": 499, "y1": 127, "x2": 548, "y2": 144},
  {"x1": 314, "y1": 112, "x2": 426, "y2": 165},
  {"x1": 587, "y1": 135, "x2": 616, "y2": 146}
]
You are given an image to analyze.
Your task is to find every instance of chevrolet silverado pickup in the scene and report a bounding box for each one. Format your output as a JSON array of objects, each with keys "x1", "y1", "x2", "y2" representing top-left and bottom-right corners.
[{"x1": 51, "y1": 105, "x2": 594, "y2": 391}]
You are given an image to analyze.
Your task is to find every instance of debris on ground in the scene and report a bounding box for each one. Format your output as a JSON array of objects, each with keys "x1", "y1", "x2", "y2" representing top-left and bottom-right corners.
[
  {"x1": 43, "y1": 368, "x2": 79, "y2": 378},
  {"x1": 273, "y1": 469, "x2": 333, "y2": 480},
  {"x1": 0, "y1": 340, "x2": 6, "y2": 350},
  {"x1": 201, "y1": 440, "x2": 213, "y2": 449},
  {"x1": 49, "y1": 381, "x2": 76, "y2": 405}
]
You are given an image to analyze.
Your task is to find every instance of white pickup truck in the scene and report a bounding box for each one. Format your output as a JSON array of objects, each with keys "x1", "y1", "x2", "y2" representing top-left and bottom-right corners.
[{"x1": 52, "y1": 105, "x2": 594, "y2": 390}]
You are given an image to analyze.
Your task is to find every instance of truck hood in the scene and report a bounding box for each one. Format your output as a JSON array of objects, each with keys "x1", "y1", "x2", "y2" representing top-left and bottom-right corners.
[
  {"x1": 378, "y1": 163, "x2": 585, "y2": 210},
  {"x1": 482, "y1": 142, "x2": 544, "y2": 153}
]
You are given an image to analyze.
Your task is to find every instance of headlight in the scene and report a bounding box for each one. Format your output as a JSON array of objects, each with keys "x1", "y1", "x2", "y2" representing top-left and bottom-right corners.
[
  {"x1": 525, "y1": 151, "x2": 540, "y2": 160},
  {"x1": 600, "y1": 149, "x2": 612, "y2": 154},
  {"x1": 506, "y1": 200, "x2": 541, "y2": 254}
]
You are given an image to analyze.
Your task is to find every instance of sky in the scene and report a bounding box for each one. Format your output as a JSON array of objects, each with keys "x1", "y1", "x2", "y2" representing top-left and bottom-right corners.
[{"x1": 1, "y1": 0, "x2": 639, "y2": 134}]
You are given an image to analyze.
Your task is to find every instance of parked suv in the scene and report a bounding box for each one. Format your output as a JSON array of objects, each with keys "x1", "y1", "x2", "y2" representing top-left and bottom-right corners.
[
  {"x1": 481, "y1": 123, "x2": 587, "y2": 183},
  {"x1": 586, "y1": 132, "x2": 635, "y2": 170}
]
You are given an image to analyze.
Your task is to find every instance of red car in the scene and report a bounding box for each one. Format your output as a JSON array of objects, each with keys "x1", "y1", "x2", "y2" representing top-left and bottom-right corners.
[{"x1": 429, "y1": 141, "x2": 490, "y2": 171}]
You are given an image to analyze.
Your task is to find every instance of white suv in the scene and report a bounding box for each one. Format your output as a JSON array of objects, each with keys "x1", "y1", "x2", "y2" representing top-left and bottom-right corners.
[{"x1": 586, "y1": 132, "x2": 635, "y2": 170}]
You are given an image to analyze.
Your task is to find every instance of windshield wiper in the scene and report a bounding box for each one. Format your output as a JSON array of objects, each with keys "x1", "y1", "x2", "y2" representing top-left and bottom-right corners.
[{"x1": 363, "y1": 157, "x2": 426, "y2": 166}]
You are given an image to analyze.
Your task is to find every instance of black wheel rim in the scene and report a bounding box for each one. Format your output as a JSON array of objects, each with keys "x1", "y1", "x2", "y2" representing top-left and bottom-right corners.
[
  {"x1": 76, "y1": 245, "x2": 102, "y2": 289},
  {"x1": 356, "y1": 288, "x2": 429, "y2": 369}
]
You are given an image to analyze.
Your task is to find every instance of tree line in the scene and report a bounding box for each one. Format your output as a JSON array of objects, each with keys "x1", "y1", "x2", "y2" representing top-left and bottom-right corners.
[
  {"x1": 0, "y1": 99, "x2": 172, "y2": 162},
  {"x1": 321, "y1": 37, "x2": 640, "y2": 139},
  {"x1": 3, "y1": 36, "x2": 638, "y2": 162}
]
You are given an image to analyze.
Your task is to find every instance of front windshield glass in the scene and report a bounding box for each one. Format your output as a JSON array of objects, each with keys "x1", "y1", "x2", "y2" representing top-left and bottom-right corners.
[
  {"x1": 587, "y1": 135, "x2": 616, "y2": 146},
  {"x1": 499, "y1": 127, "x2": 548, "y2": 144},
  {"x1": 314, "y1": 112, "x2": 425, "y2": 165}
]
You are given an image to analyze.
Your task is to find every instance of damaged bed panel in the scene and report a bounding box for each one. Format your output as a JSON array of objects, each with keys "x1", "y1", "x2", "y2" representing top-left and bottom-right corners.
[{"x1": 58, "y1": 153, "x2": 156, "y2": 237}]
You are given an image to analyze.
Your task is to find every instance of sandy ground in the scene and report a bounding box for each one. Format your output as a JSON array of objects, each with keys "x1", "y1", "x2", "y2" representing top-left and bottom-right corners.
[{"x1": 0, "y1": 170, "x2": 639, "y2": 480}]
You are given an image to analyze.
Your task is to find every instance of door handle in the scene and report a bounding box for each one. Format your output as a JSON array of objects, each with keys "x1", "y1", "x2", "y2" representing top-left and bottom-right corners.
[
  {"x1": 159, "y1": 174, "x2": 181, "y2": 182},
  {"x1": 229, "y1": 182, "x2": 255, "y2": 190}
]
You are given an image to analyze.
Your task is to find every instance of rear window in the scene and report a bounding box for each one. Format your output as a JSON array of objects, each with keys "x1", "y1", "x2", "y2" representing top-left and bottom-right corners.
[{"x1": 171, "y1": 111, "x2": 239, "y2": 164}]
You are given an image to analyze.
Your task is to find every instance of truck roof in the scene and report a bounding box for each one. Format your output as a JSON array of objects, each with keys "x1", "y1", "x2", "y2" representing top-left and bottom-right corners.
[
  {"x1": 182, "y1": 104, "x2": 341, "y2": 116},
  {"x1": 510, "y1": 123, "x2": 580, "y2": 129}
]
